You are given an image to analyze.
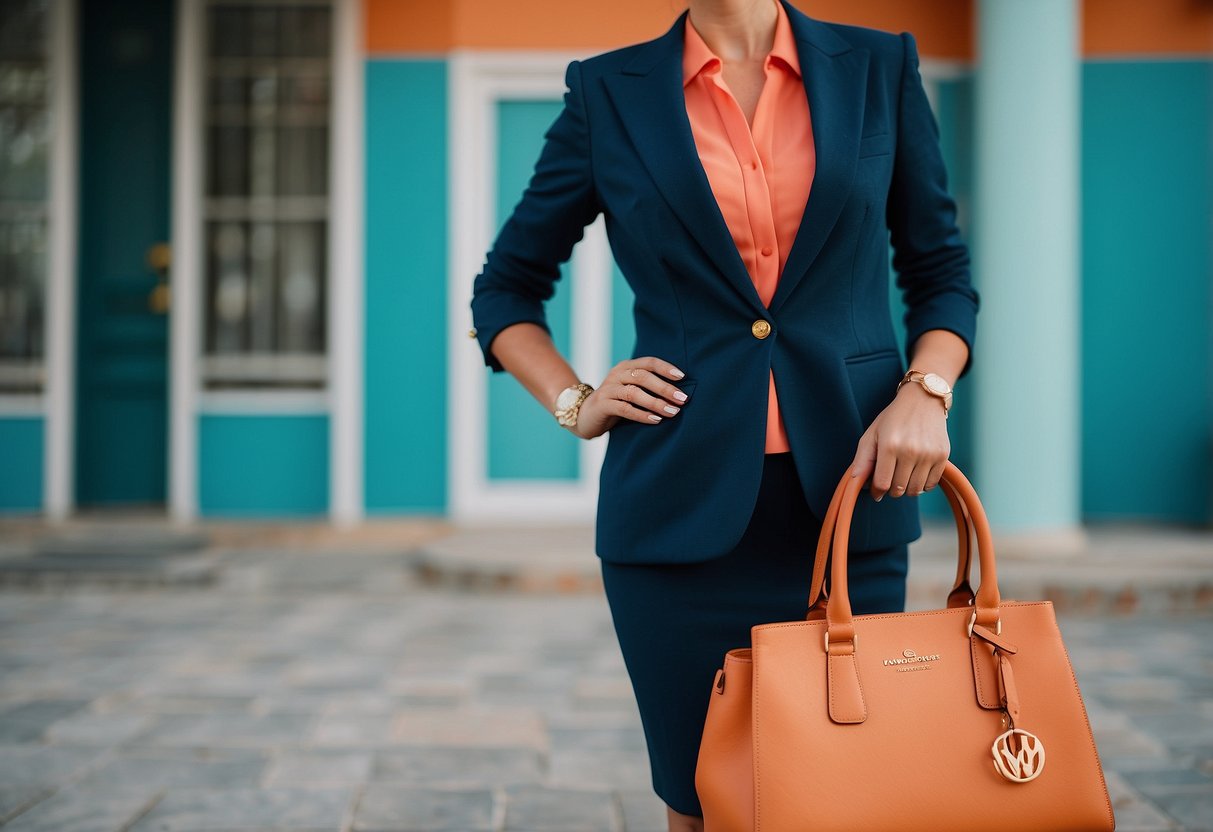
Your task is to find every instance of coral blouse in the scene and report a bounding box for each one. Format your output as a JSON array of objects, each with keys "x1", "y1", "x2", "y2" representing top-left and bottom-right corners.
[{"x1": 682, "y1": 0, "x2": 815, "y2": 454}]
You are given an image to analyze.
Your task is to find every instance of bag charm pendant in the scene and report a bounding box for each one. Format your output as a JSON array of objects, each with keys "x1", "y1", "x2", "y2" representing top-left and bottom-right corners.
[
  {"x1": 992, "y1": 727, "x2": 1046, "y2": 783},
  {"x1": 984, "y1": 633, "x2": 1046, "y2": 783}
]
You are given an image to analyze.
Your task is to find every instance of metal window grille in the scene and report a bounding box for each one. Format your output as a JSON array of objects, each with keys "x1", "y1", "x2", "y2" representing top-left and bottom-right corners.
[
  {"x1": 201, "y1": 1, "x2": 331, "y2": 389},
  {"x1": 0, "y1": 0, "x2": 49, "y2": 394}
]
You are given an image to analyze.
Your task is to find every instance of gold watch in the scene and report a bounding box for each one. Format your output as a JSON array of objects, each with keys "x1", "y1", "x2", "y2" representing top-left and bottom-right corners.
[
  {"x1": 898, "y1": 369, "x2": 953, "y2": 418},
  {"x1": 553, "y1": 382, "x2": 595, "y2": 428}
]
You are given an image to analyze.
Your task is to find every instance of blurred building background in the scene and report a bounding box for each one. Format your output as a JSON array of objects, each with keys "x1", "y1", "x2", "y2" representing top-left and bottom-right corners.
[{"x1": 0, "y1": 0, "x2": 1209, "y2": 544}]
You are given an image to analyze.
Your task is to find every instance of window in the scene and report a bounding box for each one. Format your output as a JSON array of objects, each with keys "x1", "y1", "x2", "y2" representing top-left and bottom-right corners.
[
  {"x1": 201, "y1": 2, "x2": 331, "y2": 389},
  {"x1": 0, "y1": 0, "x2": 49, "y2": 394}
]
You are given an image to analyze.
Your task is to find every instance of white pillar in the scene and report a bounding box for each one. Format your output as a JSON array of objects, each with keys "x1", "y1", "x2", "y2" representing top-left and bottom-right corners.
[{"x1": 973, "y1": 0, "x2": 1086, "y2": 555}]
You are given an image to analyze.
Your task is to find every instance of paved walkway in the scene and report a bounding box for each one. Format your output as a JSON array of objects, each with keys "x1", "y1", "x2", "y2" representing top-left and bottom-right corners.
[{"x1": 0, "y1": 532, "x2": 1210, "y2": 831}]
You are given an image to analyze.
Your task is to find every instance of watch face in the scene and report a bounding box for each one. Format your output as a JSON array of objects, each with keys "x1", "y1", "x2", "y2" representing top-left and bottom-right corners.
[
  {"x1": 555, "y1": 387, "x2": 580, "y2": 411},
  {"x1": 923, "y1": 373, "x2": 951, "y2": 395}
]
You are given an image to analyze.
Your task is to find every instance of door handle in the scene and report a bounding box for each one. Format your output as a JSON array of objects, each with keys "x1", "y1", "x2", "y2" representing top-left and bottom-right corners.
[{"x1": 146, "y1": 242, "x2": 171, "y2": 314}]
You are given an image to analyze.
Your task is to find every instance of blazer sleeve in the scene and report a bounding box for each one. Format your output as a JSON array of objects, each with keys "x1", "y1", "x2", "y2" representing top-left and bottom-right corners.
[
  {"x1": 887, "y1": 31, "x2": 980, "y2": 380},
  {"x1": 469, "y1": 59, "x2": 602, "y2": 372}
]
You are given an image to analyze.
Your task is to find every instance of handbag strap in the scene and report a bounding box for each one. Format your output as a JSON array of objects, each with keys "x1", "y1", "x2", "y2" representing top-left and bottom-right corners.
[
  {"x1": 812, "y1": 462, "x2": 1002, "y2": 725},
  {"x1": 805, "y1": 468, "x2": 977, "y2": 620},
  {"x1": 823, "y1": 460, "x2": 1002, "y2": 641}
]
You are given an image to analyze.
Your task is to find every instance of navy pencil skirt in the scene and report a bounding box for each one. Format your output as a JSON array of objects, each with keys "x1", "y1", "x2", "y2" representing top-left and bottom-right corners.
[{"x1": 599, "y1": 452, "x2": 910, "y2": 818}]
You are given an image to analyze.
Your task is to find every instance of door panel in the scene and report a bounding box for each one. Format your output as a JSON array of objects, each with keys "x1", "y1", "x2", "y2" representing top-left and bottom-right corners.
[
  {"x1": 75, "y1": 0, "x2": 173, "y2": 505},
  {"x1": 486, "y1": 99, "x2": 578, "y2": 482}
]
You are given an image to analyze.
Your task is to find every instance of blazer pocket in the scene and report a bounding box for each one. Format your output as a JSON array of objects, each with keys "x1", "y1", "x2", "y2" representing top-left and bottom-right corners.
[
  {"x1": 858, "y1": 133, "x2": 891, "y2": 159},
  {"x1": 844, "y1": 349, "x2": 903, "y2": 429},
  {"x1": 844, "y1": 347, "x2": 900, "y2": 366}
]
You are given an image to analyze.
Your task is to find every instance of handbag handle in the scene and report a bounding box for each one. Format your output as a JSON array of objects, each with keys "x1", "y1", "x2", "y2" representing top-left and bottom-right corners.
[
  {"x1": 805, "y1": 468, "x2": 977, "y2": 619},
  {"x1": 821, "y1": 460, "x2": 1002, "y2": 643}
]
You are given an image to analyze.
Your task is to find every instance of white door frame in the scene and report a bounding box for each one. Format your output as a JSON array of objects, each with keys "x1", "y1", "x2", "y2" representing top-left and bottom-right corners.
[
  {"x1": 447, "y1": 52, "x2": 613, "y2": 524},
  {"x1": 42, "y1": 0, "x2": 80, "y2": 520}
]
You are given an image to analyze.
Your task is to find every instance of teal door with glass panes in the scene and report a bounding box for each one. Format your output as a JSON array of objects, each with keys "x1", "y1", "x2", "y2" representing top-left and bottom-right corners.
[{"x1": 75, "y1": 0, "x2": 173, "y2": 506}]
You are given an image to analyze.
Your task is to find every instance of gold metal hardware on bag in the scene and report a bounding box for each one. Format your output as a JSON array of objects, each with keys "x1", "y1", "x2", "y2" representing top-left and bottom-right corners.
[
  {"x1": 968, "y1": 611, "x2": 1001, "y2": 637},
  {"x1": 992, "y1": 728, "x2": 1046, "y2": 783},
  {"x1": 823, "y1": 631, "x2": 858, "y2": 652}
]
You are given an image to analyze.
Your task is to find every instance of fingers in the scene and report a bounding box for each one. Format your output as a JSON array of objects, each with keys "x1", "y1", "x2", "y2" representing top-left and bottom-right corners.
[
  {"x1": 866, "y1": 421, "x2": 950, "y2": 500},
  {"x1": 850, "y1": 430, "x2": 877, "y2": 480},
  {"x1": 870, "y1": 443, "x2": 950, "y2": 501},
  {"x1": 614, "y1": 380, "x2": 680, "y2": 421},
  {"x1": 924, "y1": 459, "x2": 947, "y2": 492},
  {"x1": 594, "y1": 391, "x2": 668, "y2": 425},
  {"x1": 615, "y1": 360, "x2": 688, "y2": 405},
  {"x1": 600, "y1": 357, "x2": 690, "y2": 426},
  {"x1": 869, "y1": 442, "x2": 900, "y2": 502}
]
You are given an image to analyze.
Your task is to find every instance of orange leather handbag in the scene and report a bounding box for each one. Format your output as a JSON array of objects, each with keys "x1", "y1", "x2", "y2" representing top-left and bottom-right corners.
[{"x1": 695, "y1": 461, "x2": 1115, "y2": 831}]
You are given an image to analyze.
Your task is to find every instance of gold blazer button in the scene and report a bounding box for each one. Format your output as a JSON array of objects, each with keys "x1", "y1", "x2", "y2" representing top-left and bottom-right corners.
[
  {"x1": 751, "y1": 320, "x2": 772, "y2": 339},
  {"x1": 468, "y1": 327, "x2": 478, "y2": 339}
]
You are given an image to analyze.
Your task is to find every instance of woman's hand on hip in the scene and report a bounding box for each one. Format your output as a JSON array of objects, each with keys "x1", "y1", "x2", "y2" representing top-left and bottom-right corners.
[
  {"x1": 848, "y1": 383, "x2": 950, "y2": 501},
  {"x1": 572, "y1": 357, "x2": 689, "y2": 440}
]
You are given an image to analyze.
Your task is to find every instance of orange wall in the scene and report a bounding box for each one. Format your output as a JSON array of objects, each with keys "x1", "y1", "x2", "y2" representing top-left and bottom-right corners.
[
  {"x1": 1083, "y1": 0, "x2": 1213, "y2": 57},
  {"x1": 365, "y1": 0, "x2": 973, "y2": 59},
  {"x1": 366, "y1": 0, "x2": 1213, "y2": 59}
]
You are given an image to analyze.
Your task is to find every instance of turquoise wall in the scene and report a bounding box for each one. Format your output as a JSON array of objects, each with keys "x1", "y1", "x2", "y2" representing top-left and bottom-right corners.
[
  {"x1": 1081, "y1": 61, "x2": 1212, "y2": 524},
  {"x1": 487, "y1": 100, "x2": 580, "y2": 481},
  {"x1": 198, "y1": 415, "x2": 328, "y2": 516},
  {"x1": 364, "y1": 60, "x2": 448, "y2": 513},
  {"x1": 0, "y1": 417, "x2": 43, "y2": 512}
]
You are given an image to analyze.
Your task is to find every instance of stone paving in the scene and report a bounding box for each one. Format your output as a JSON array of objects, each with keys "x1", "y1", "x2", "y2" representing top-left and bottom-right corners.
[{"x1": 0, "y1": 541, "x2": 1210, "y2": 831}]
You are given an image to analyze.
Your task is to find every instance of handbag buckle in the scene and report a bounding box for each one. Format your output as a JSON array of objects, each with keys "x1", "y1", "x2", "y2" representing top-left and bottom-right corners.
[
  {"x1": 967, "y1": 611, "x2": 1002, "y2": 637},
  {"x1": 823, "y1": 631, "x2": 859, "y2": 653}
]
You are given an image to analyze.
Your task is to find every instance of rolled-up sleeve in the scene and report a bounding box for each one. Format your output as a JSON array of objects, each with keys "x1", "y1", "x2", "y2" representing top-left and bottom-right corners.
[
  {"x1": 469, "y1": 59, "x2": 601, "y2": 372},
  {"x1": 887, "y1": 31, "x2": 980, "y2": 380}
]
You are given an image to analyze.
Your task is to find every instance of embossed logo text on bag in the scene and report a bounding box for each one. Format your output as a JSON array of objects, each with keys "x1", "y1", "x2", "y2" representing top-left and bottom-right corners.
[{"x1": 883, "y1": 648, "x2": 941, "y2": 672}]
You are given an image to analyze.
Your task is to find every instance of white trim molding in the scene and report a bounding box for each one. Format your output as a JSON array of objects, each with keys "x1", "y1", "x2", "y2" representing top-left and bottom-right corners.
[
  {"x1": 198, "y1": 390, "x2": 330, "y2": 415},
  {"x1": 328, "y1": 0, "x2": 365, "y2": 526},
  {"x1": 169, "y1": 0, "x2": 204, "y2": 523},
  {"x1": 43, "y1": 0, "x2": 79, "y2": 520},
  {"x1": 448, "y1": 51, "x2": 612, "y2": 524}
]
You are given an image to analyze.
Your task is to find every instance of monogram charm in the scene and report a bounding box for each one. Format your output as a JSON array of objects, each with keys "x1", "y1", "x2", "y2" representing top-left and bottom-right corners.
[{"x1": 992, "y1": 728, "x2": 1046, "y2": 783}]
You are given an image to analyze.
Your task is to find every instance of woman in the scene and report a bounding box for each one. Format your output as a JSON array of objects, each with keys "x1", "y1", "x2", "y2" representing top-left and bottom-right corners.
[{"x1": 470, "y1": 0, "x2": 978, "y2": 828}]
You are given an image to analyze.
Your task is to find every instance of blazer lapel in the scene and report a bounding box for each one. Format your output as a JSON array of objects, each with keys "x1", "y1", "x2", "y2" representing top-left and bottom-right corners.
[
  {"x1": 770, "y1": 2, "x2": 870, "y2": 313},
  {"x1": 602, "y1": 14, "x2": 766, "y2": 314}
]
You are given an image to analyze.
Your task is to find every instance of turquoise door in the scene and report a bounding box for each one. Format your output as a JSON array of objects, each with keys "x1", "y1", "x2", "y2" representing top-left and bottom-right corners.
[{"x1": 75, "y1": 0, "x2": 174, "y2": 507}]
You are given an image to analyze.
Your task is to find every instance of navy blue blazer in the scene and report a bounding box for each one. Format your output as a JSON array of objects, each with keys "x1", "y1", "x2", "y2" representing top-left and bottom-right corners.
[{"x1": 470, "y1": 0, "x2": 979, "y2": 564}]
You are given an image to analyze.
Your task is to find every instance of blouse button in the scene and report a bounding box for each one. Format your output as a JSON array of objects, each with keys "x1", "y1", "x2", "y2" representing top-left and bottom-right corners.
[{"x1": 761, "y1": 246, "x2": 773, "y2": 257}]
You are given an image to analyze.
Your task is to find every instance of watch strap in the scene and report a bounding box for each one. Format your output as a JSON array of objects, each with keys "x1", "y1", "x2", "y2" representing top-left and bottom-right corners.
[{"x1": 898, "y1": 369, "x2": 952, "y2": 417}]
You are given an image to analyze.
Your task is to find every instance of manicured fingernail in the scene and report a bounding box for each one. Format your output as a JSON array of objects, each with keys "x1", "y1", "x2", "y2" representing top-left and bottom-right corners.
[
  {"x1": 664, "y1": 405, "x2": 680, "y2": 415},
  {"x1": 669, "y1": 367, "x2": 685, "y2": 378},
  {"x1": 648, "y1": 414, "x2": 662, "y2": 422},
  {"x1": 673, "y1": 391, "x2": 689, "y2": 402},
  {"x1": 875, "y1": 494, "x2": 883, "y2": 502}
]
